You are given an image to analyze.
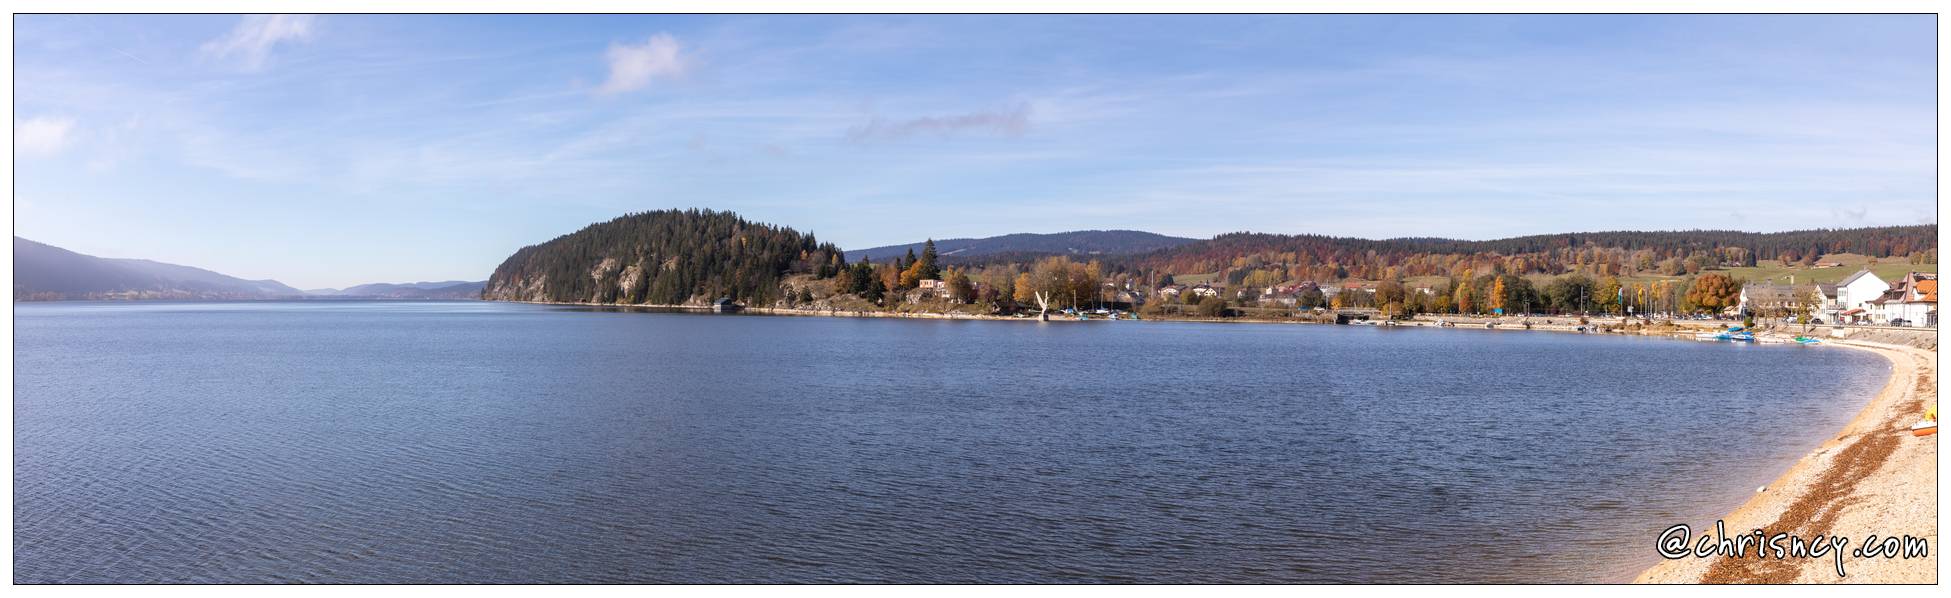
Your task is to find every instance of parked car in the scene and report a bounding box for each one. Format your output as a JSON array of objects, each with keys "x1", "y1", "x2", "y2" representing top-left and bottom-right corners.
[
  {"x1": 1809, "y1": 318, "x2": 1824, "y2": 325},
  {"x1": 1890, "y1": 319, "x2": 1910, "y2": 327}
]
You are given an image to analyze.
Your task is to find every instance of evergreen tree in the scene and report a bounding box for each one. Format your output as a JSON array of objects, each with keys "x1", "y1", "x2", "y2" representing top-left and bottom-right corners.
[{"x1": 919, "y1": 239, "x2": 941, "y2": 280}]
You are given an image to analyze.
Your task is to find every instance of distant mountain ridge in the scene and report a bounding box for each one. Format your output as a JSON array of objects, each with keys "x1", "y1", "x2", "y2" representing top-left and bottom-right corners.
[
  {"x1": 849, "y1": 230, "x2": 1198, "y2": 262},
  {"x1": 14, "y1": 237, "x2": 306, "y2": 300},
  {"x1": 15, "y1": 237, "x2": 485, "y2": 301},
  {"x1": 309, "y1": 281, "x2": 486, "y2": 299}
]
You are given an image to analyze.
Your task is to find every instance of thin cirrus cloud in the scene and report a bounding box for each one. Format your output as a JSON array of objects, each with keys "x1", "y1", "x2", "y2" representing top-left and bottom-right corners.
[
  {"x1": 15, "y1": 116, "x2": 76, "y2": 157},
  {"x1": 845, "y1": 103, "x2": 1033, "y2": 143},
  {"x1": 199, "y1": 14, "x2": 316, "y2": 71},
  {"x1": 596, "y1": 34, "x2": 692, "y2": 95}
]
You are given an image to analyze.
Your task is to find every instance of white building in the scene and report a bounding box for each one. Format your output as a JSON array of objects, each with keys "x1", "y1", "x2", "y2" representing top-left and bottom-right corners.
[
  {"x1": 1871, "y1": 272, "x2": 1937, "y2": 327},
  {"x1": 1835, "y1": 269, "x2": 1888, "y2": 324}
]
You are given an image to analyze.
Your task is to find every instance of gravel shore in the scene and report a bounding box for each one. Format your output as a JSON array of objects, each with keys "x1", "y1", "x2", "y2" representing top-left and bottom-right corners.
[{"x1": 1635, "y1": 339, "x2": 1938, "y2": 583}]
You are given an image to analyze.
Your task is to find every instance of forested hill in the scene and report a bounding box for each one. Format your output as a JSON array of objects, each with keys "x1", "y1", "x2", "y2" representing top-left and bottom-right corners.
[
  {"x1": 482, "y1": 209, "x2": 844, "y2": 305},
  {"x1": 850, "y1": 230, "x2": 1197, "y2": 262},
  {"x1": 1126, "y1": 225, "x2": 1938, "y2": 280}
]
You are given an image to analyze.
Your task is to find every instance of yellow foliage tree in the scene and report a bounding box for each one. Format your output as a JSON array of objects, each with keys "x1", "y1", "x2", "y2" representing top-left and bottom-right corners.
[{"x1": 1013, "y1": 272, "x2": 1036, "y2": 305}]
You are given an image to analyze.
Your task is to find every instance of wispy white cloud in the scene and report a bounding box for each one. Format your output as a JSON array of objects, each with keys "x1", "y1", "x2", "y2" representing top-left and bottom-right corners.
[
  {"x1": 200, "y1": 14, "x2": 316, "y2": 71},
  {"x1": 16, "y1": 116, "x2": 76, "y2": 156},
  {"x1": 846, "y1": 104, "x2": 1032, "y2": 142},
  {"x1": 597, "y1": 34, "x2": 691, "y2": 95}
]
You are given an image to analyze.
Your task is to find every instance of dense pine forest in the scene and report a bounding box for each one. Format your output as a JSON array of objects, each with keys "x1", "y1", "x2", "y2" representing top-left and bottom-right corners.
[
  {"x1": 1114, "y1": 226, "x2": 1939, "y2": 281},
  {"x1": 482, "y1": 209, "x2": 843, "y2": 305}
]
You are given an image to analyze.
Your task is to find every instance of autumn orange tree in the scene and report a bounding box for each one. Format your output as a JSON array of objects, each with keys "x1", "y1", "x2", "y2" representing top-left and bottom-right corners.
[{"x1": 1685, "y1": 273, "x2": 1740, "y2": 314}]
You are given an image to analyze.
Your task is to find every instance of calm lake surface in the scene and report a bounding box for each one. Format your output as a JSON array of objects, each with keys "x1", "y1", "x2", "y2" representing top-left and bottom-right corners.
[{"x1": 15, "y1": 301, "x2": 1886, "y2": 583}]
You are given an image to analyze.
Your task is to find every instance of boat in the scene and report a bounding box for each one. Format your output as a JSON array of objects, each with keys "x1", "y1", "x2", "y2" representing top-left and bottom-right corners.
[
  {"x1": 1728, "y1": 333, "x2": 1756, "y2": 342},
  {"x1": 1695, "y1": 332, "x2": 1731, "y2": 341},
  {"x1": 1912, "y1": 418, "x2": 1937, "y2": 437},
  {"x1": 1793, "y1": 336, "x2": 1823, "y2": 345}
]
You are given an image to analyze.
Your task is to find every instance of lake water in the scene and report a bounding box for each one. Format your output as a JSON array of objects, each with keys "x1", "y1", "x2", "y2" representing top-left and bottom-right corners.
[{"x1": 14, "y1": 301, "x2": 1886, "y2": 583}]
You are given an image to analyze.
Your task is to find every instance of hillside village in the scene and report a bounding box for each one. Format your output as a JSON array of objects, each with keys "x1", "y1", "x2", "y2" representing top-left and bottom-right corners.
[{"x1": 783, "y1": 237, "x2": 1937, "y2": 328}]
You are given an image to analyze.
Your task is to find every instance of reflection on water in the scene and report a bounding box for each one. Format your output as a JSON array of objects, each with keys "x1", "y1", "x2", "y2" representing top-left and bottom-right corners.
[{"x1": 14, "y1": 301, "x2": 1882, "y2": 583}]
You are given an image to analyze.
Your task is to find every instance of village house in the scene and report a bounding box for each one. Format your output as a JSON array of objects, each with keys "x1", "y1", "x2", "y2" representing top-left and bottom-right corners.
[
  {"x1": 1157, "y1": 285, "x2": 1185, "y2": 300},
  {"x1": 1870, "y1": 272, "x2": 1937, "y2": 326},
  {"x1": 917, "y1": 279, "x2": 944, "y2": 292},
  {"x1": 1836, "y1": 269, "x2": 1889, "y2": 324},
  {"x1": 1190, "y1": 284, "x2": 1219, "y2": 298},
  {"x1": 1814, "y1": 283, "x2": 1841, "y2": 323},
  {"x1": 1737, "y1": 281, "x2": 1817, "y2": 318},
  {"x1": 1256, "y1": 286, "x2": 1299, "y2": 307}
]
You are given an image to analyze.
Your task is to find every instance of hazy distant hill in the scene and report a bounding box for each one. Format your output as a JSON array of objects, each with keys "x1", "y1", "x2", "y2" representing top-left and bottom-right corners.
[
  {"x1": 14, "y1": 237, "x2": 305, "y2": 300},
  {"x1": 310, "y1": 281, "x2": 486, "y2": 299},
  {"x1": 850, "y1": 230, "x2": 1198, "y2": 262}
]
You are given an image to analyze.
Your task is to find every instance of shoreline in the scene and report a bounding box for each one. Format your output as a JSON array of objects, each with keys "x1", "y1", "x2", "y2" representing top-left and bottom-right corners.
[
  {"x1": 1633, "y1": 338, "x2": 1937, "y2": 583},
  {"x1": 508, "y1": 297, "x2": 1937, "y2": 583}
]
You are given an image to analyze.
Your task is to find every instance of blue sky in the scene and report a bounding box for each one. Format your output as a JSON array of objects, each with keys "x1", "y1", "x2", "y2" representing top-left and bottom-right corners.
[{"x1": 14, "y1": 14, "x2": 1936, "y2": 289}]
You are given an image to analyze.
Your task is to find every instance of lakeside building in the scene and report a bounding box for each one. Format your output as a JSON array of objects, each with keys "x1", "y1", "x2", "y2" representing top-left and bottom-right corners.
[
  {"x1": 1737, "y1": 281, "x2": 1818, "y2": 318},
  {"x1": 1256, "y1": 286, "x2": 1300, "y2": 307},
  {"x1": 1815, "y1": 283, "x2": 1841, "y2": 322},
  {"x1": 1869, "y1": 272, "x2": 1937, "y2": 326},
  {"x1": 1836, "y1": 269, "x2": 1890, "y2": 324}
]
